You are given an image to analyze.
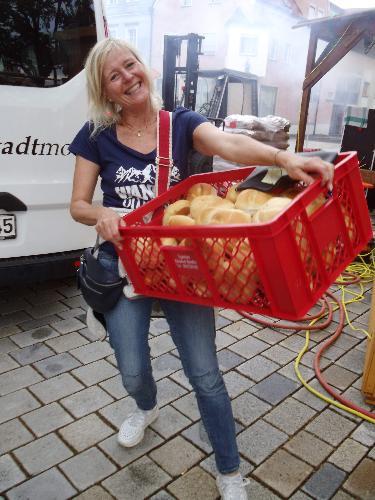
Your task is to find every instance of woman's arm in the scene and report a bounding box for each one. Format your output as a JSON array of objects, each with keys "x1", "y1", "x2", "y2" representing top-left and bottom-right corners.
[
  {"x1": 70, "y1": 155, "x2": 125, "y2": 248},
  {"x1": 193, "y1": 122, "x2": 334, "y2": 190}
]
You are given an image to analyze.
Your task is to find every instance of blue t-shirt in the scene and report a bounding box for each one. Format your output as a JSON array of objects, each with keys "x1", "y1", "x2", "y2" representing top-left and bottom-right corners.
[{"x1": 69, "y1": 107, "x2": 207, "y2": 212}]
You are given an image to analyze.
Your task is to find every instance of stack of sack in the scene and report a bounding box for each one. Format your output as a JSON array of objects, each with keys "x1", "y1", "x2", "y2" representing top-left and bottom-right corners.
[{"x1": 213, "y1": 114, "x2": 290, "y2": 172}]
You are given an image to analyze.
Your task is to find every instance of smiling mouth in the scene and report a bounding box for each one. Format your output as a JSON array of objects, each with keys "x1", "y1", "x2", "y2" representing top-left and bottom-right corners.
[{"x1": 125, "y1": 82, "x2": 141, "y2": 95}]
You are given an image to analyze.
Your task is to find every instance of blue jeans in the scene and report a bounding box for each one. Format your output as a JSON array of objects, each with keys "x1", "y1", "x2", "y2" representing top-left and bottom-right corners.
[{"x1": 99, "y1": 250, "x2": 240, "y2": 474}]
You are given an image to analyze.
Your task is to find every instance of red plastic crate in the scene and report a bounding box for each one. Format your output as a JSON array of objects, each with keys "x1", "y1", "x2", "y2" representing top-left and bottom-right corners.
[{"x1": 118, "y1": 151, "x2": 372, "y2": 320}]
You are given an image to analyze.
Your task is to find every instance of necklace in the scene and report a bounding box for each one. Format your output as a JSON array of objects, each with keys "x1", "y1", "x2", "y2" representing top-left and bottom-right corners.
[{"x1": 121, "y1": 115, "x2": 157, "y2": 138}]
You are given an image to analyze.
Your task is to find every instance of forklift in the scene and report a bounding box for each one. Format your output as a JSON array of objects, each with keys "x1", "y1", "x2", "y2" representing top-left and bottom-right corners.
[
  {"x1": 162, "y1": 33, "x2": 258, "y2": 120},
  {"x1": 161, "y1": 33, "x2": 259, "y2": 174}
]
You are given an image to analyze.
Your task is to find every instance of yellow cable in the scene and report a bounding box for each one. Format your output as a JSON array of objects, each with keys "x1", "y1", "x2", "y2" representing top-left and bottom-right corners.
[
  {"x1": 294, "y1": 329, "x2": 375, "y2": 424},
  {"x1": 338, "y1": 284, "x2": 371, "y2": 340},
  {"x1": 294, "y1": 251, "x2": 375, "y2": 424}
]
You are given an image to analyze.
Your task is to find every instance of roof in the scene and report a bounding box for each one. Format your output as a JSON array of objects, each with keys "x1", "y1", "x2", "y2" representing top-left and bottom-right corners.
[
  {"x1": 294, "y1": 7, "x2": 375, "y2": 36},
  {"x1": 197, "y1": 68, "x2": 257, "y2": 82}
]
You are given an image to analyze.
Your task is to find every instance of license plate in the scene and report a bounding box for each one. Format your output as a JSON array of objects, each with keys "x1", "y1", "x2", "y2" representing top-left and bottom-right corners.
[{"x1": 0, "y1": 214, "x2": 16, "y2": 239}]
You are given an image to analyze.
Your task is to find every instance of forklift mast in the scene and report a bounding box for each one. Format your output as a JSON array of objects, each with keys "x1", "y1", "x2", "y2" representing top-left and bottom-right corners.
[{"x1": 162, "y1": 33, "x2": 204, "y2": 112}]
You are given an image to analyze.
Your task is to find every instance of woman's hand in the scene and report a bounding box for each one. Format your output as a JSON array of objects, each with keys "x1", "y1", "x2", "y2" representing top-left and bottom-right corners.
[
  {"x1": 275, "y1": 151, "x2": 334, "y2": 192},
  {"x1": 95, "y1": 207, "x2": 126, "y2": 250}
]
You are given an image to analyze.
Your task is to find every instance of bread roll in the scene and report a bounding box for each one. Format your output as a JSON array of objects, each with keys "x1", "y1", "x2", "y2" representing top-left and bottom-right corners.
[
  {"x1": 282, "y1": 186, "x2": 302, "y2": 199},
  {"x1": 215, "y1": 251, "x2": 258, "y2": 304},
  {"x1": 190, "y1": 195, "x2": 233, "y2": 220},
  {"x1": 160, "y1": 237, "x2": 178, "y2": 246},
  {"x1": 195, "y1": 206, "x2": 219, "y2": 225},
  {"x1": 235, "y1": 189, "x2": 273, "y2": 212},
  {"x1": 132, "y1": 237, "x2": 160, "y2": 270},
  {"x1": 253, "y1": 197, "x2": 291, "y2": 223},
  {"x1": 202, "y1": 238, "x2": 226, "y2": 263},
  {"x1": 200, "y1": 237, "x2": 258, "y2": 304},
  {"x1": 198, "y1": 207, "x2": 252, "y2": 225},
  {"x1": 306, "y1": 193, "x2": 325, "y2": 217},
  {"x1": 179, "y1": 238, "x2": 194, "y2": 247},
  {"x1": 144, "y1": 269, "x2": 176, "y2": 290},
  {"x1": 162, "y1": 199, "x2": 191, "y2": 225},
  {"x1": 193, "y1": 280, "x2": 211, "y2": 297},
  {"x1": 341, "y1": 204, "x2": 355, "y2": 243},
  {"x1": 167, "y1": 215, "x2": 195, "y2": 226},
  {"x1": 186, "y1": 182, "x2": 216, "y2": 200},
  {"x1": 225, "y1": 184, "x2": 240, "y2": 203}
]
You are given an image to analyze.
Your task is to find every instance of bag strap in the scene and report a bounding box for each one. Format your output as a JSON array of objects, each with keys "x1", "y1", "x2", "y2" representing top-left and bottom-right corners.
[
  {"x1": 93, "y1": 234, "x2": 101, "y2": 257},
  {"x1": 155, "y1": 110, "x2": 173, "y2": 197}
]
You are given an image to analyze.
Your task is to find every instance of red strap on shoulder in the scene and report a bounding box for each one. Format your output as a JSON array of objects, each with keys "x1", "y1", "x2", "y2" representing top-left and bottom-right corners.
[{"x1": 156, "y1": 110, "x2": 172, "y2": 197}]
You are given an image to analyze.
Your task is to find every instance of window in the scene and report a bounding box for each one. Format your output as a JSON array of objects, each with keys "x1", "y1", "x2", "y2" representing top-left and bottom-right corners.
[
  {"x1": 125, "y1": 26, "x2": 138, "y2": 47},
  {"x1": 0, "y1": 0, "x2": 96, "y2": 87},
  {"x1": 335, "y1": 75, "x2": 362, "y2": 105},
  {"x1": 240, "y1": 36, "x2": 258, "y2": 56},
  {"x1": 308, "y1": 5, "x2": 316, "y2": 18},
  {"x1": 363, "y1": 82, "x2": 370, "y2": 98},
  {"x1": 284, "y1": 44, "x2": 292, "y2": 64},
  {"x1": 181, "y1": 0, "x2": 192, "y2": 6},
  {"x1": 259, "y1": 85, "x2": 278, "y2": 116},
  {"x1": 317, "y1": 8, "x2": 325, "y2": 17},
  {"x1": 109, "y1": 25, "x2": 118, "y2": 38},
  {"x1": 208, "y1": 0, "x2": 221, "y2": 4},
  {"x1": 268, "y1": 39, "x2": 279, "y2": 61},
  {"x1": 202, "y1": 33, "x2": 217, "y2": 55}
]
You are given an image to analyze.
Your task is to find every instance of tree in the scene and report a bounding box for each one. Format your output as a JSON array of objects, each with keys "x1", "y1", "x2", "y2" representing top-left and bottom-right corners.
[{"x1": 0, "y1": 0, "x2": 95, "y2": 86}]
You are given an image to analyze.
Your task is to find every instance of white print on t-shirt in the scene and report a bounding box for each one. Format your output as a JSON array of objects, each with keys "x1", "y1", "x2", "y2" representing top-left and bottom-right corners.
[
  {"x1": 113, "y1": 162, "x2": 181, "y2": 210},
  {"x1": 115, "y1": 163, "x2": 155, "y2": 184}
]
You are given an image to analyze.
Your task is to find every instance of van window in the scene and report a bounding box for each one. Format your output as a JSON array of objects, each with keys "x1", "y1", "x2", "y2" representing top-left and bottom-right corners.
[{"x1": 0, "y1": 0, "x2": 96, "y2": 87}]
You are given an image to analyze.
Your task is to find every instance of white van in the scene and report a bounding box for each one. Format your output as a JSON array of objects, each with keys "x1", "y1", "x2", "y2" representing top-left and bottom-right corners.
[{"x1": 0, "y1": 0, "x2": 107, "y2": 285}]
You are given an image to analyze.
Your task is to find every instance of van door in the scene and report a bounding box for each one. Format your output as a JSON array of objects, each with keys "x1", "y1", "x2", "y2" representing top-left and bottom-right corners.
[{"x1": 0, "y1": 0, "x2": 105, "y2": 282}]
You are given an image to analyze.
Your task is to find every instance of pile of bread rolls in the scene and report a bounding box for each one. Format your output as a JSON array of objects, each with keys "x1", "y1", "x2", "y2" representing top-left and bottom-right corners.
[
  {"x1": 131, "y1": 180, "x2": 328, "y2": 302},
  {"x1": 162, "y1": 181, "x2": 295, "y2": 229}
]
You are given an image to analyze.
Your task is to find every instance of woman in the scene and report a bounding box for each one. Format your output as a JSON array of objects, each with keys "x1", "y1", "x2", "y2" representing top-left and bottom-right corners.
[{"x1": 70, "y1": 38, "x2": 333, "y2": 500}]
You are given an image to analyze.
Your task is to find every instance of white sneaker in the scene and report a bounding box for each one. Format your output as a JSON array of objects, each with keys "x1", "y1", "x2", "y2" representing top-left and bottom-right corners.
[
  {"x1": 216, "y1": 473, "x2": 250, "y2": 500},
  {"x1": 118, "y1": 406, "x2": 159, "y2": 447}
]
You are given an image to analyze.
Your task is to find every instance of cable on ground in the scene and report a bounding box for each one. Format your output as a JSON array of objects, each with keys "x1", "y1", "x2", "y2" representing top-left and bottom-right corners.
[{"x1": 242, "y1": 250, "x2": 375, "y2": 424}]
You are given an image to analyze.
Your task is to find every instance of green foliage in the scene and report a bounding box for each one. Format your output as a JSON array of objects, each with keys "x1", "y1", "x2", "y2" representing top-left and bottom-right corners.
[{"x1": 0, "y1": 0, "x2": 95, "y2": 85}]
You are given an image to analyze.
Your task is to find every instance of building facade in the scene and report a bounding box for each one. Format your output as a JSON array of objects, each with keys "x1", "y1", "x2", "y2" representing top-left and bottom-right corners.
[{"x1": 105, "y1": 0, "x2": 375, "y2": 140}]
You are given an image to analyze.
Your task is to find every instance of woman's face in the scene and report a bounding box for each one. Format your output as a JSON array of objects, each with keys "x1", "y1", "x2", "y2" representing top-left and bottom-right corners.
[{"x1": 102, "y1": 47, "x2": 150, "y2": 111}]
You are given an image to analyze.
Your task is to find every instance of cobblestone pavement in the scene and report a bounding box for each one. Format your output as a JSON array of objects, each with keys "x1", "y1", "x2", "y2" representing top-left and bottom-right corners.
[{"x1": 0, "y1": 277, "x2": 374, "y2": 500}]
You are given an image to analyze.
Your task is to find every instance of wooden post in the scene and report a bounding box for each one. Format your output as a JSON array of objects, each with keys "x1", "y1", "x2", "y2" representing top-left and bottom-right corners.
[
  {"x1": 362, "y1": 278, "x2": 375, "y2": 404},
  {"x1": 296, "y1": 29, "x2": 317, "y2": 152}
]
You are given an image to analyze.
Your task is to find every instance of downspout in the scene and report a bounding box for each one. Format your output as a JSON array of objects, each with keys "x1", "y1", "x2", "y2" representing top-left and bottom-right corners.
[{"x1": 149, "y1": 0, "x2": 159, "y2": 67}]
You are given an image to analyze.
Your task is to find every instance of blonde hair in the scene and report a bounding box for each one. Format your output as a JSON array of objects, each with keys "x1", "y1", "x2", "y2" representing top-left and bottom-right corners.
[{"x1": 84, "y1": 38, "x2": 162, "y2": 135}]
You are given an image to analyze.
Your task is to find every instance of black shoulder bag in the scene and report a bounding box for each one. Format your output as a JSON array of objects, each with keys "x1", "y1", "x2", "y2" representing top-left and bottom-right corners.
[{"x1": 77, "y1": 237, "x2": 126, "y2": 314}]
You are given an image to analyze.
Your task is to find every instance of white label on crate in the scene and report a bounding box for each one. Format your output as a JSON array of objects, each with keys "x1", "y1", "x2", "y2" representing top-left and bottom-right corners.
[
  {"x1": 262, "y1": 167, "x2": 288, "y2": 185},
  {"x1": 175, "y1": 254, "x2": 199, "y2": 271}
]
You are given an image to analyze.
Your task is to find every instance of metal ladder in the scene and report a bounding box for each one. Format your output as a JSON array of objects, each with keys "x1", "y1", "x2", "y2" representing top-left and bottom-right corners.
[{"x1": 207, "y1": 74, "x2": 228, "y2": 119}]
